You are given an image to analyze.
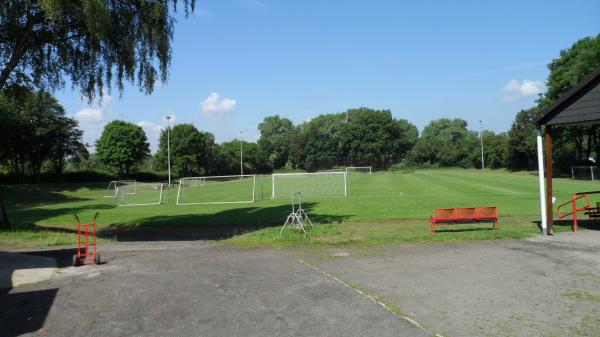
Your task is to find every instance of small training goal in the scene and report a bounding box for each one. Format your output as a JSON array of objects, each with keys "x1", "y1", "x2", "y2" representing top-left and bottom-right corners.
[
  {"x1": 177, "y1": 175, "x2": 257, "y2": 205},
  {"x1": 271, "y1": 172, "x2": 347, "y2": 199},
  {"x1": 118, "y1": 183, "x2": 168, "y2": 206},
  {"x1": 346, "y1": 166, "x2": 372, "y2": 175},
  {"x1": 571, "y1": 166, "x2": 599, "y2": 181},
  {"x1": 105, "y1": 180, "x2": 136, "y2": 197}
]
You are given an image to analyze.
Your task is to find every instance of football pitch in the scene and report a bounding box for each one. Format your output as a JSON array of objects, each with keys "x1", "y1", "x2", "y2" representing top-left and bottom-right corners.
[{"x1": 2, "y1": 169, "x2": 597, "y2": 247}]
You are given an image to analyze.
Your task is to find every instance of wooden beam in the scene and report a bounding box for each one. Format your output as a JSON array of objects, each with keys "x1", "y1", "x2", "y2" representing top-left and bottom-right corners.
[{"x1": 545, "y1": 126, "x2": 554, "y2": 234}]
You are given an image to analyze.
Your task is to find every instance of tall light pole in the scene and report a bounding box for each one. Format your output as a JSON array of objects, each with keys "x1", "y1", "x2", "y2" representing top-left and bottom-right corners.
[
  {"x1": 239, "y1": 130, "x2": 244, "y2": 176},
  {"x1": 165, "y1": 115, "x2": 173, "y2": 187},
  {"x1": 479, "y1": 120, "x2": 485, "y2": 171}
]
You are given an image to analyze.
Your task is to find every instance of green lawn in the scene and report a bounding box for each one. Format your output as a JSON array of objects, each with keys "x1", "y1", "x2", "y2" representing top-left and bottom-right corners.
[{"x1": 1, "y1": 169, "x2": 597, "y2": 248}]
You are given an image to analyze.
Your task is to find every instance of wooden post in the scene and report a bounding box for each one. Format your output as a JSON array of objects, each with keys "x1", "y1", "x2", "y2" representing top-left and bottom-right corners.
[{"x1": 545, "y1": 126, "x2": 554, "y2": 235}]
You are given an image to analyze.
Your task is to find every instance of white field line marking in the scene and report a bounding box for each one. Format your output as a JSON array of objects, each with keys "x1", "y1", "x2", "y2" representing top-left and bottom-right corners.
[{"x1": 298, "y1": 258, "x2": 444, "y2": 337}]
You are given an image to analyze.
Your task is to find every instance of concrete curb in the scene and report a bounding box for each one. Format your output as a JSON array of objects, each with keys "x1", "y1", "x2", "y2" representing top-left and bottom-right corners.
[{"x1": 0, "y1": 251, "x2": 57, "y2": 289}]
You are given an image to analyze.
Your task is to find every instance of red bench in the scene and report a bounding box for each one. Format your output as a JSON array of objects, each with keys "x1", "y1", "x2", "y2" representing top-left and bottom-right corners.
[{"x1": 430, "y1": 207, "x2": 498, "y2": 234}]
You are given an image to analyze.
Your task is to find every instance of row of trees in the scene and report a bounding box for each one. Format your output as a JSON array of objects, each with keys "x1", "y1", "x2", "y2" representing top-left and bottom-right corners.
[{"x1": 1, "y1": 34, "x2": 599, "y2": 180}]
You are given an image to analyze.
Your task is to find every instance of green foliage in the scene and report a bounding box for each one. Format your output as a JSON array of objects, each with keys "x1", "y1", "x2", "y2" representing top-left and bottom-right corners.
[
  {"x1": 508, "y1": 108, "x2": 540, "y2": 170},
  {"x1": 0, "y1": 0, "x2": 195, "y2": 101},
  {"x1": 217, "y1": 140, "x2": 269, "y2": 174},
  {"x1": 258, "y1": 115, "x2": 296, "y2": 169},
  {"x1": 482, "y1": 131, "x2": 509, "y2": 169},
  {"x1": 0, "y1": 89, "x2": 86, "y2": 181},
  {"x1": 288, "y1": 108, "x2": 418, "y2": 171},
  {"x1": 95, "y1": 120, "x2": 149, "y2": 176},
  {"x1": 155, "y1": 123, "x2": 209, "y2": 177},
  {"x1": 409, "y1": 118, "x2": 478, "y2": 168}
]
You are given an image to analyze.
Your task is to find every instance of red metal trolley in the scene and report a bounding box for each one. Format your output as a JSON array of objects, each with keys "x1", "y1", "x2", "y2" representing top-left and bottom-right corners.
[{"x1": 72, "y1": 213, "x2": 100, "y2": 266}]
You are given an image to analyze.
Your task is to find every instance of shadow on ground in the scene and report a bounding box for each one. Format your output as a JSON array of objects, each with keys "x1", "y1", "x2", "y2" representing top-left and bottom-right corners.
[
  {"x1": 533, "y1": 219, "x2": 600, "y2": 232},
  {"x1": 0, "y1": 288, "x2": 59, "y2": 337}
]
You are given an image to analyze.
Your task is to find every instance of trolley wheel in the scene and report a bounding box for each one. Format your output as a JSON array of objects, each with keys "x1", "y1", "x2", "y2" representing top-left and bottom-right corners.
[
  {"x1": 95, "y1": 253, "x2": 101, "y2": 265},
  {"x1": 72, "y1": 254, "x2": 79, "y2": 267}
]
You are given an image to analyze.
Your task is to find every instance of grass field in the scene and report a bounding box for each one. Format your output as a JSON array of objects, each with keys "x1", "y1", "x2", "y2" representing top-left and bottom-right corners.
[{"x1": 1, "y1": 169, "x2": 598, "y2": 248}]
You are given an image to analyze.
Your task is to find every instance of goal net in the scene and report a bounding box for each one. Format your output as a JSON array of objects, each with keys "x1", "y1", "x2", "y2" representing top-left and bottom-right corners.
[
  {"x1": 271, "y1": 172, "x2": 347, "y2": 199},
  {"x1": 177, "y1": 175, "x2": 257, "y2": 205},
  {"x1": 571, "y1": 166, "x2": 599, "y2": 181},
  {"x1": 118, "y1": 183, "x2": 167, "y2": 206},
  {"x1": 346, "y1": 166, "x2": 372, "y2": 175},
  {"x1": 105, "y1": 180, "x2": 136, "y2": 197}
]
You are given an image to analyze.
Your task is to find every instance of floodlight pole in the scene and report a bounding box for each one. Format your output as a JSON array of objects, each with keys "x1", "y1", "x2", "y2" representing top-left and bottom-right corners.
[
  {"x1": 240, "y1": 130, "x2": 244, "y2": 176},
  {"x1": 165, "y1": 115, "x2": 173, "y2": 187},
  {"x1": 479, "y1": 120, "x2": 485, "y2": 171}
]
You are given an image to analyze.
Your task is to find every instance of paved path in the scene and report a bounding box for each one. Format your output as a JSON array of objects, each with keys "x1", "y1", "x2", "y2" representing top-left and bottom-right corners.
[
  {"x1": 302, "y1": 236, "x2": 600, "y2": 337},
  {"x1": 0, "y1": 242, "x2": 429, "y2": 337}
]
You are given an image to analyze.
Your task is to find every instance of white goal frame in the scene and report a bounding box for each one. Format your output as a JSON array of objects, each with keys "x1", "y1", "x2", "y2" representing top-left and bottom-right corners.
[
  {"x1": 118, "y1": 183, "x2": 166, "y2": 207},
  {"x1": 346, "y1": 166, "x2": 372, "y2": 175},
  {"x1": 271, "y1": 172, "x2": 347, "y2": 199},
  {"x1": 105, "y1": 180, "x2": 136, "y2": 197},
  {"x1": 176, "y1": 175, "x2": 257, "y2": 205},
  {"x1": 571, "y1": 166, "x2": 598, "y2": 181}
]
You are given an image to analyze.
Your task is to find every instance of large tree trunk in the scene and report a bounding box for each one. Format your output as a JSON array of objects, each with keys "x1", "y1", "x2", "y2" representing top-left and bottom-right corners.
[{"x1": 0, "y1": 188, "x2": 9, "y2": 229}]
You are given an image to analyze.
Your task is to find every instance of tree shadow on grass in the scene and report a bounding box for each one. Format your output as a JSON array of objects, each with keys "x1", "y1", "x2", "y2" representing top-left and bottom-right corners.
[
  {"x1": 100, "y1": 203, "x2": 350, "y2": 241},
  {"x1": 2, "y1": 183, "x2": 107, "y2": 208},
  {"x1": 9, "y1": 203, "x2": 116, "y2": 230}
]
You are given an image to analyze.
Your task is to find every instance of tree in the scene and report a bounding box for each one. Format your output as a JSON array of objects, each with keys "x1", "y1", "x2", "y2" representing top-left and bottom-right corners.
[
  {"x1": 410, "y1": 118, "x2": 478, "y2": 167},
  {"x1": 0, "y1": 0, "x2": 196, "y2": 101},
  {"x1": 156, "y1": 123, "x2": 205, "y2": 177},
  {"x1": 339, "y1": 108, "x2": 418, "y2": 168},
  {"x1": 258, "y1": 115, "x2": 296, "y2": 170},
  {"x1": 95, "y1": 120, "x2": 149, "y2": 176},
  {"x1": 480, "y1": 131, "x2": 509, "y2": 169},
  {"x1": 507, "y1": 108, "x2": 540, "y2": 170},
  {"x1": 0, "y1": 90, "x2": 86, "y2": 180}
]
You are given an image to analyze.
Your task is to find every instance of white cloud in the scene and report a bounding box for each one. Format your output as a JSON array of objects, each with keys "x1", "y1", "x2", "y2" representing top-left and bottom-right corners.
[
  {"x1": 501, "y1": 79, "x2": 545, "y2": 102},
  {"x1": 73, "y1": 95, "x2": 119, "y2": 150},
  {"x1": 76, "y1": 108, "x2": 104, "y2": 122},
  {"x1": 201, "y1": 92, "x2": 237, "y2": 123},
  {"x1": 137, "y1": 121, "x2": 165, "y2": 152}
]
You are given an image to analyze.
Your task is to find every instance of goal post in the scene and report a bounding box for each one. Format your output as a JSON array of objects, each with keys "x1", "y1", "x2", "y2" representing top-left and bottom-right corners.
[
  {"x1": 346, "y1": 166, "x2": 372, "y2": 175},
  {"x1": 176, "y1": 175, "x2": 257, "y2": 205},
  {"x1": 571, "y1": 166, "x2": 599, "y2": 181},
  {"x1": 118, "y1": 183, "x2": 167, "y2": 206},
  {"x1": 105, "y1": 180, "x2": 136, "y2": 197},
  {"x1": 271, "y1": 172, "x2": 347, "y2": 199}
]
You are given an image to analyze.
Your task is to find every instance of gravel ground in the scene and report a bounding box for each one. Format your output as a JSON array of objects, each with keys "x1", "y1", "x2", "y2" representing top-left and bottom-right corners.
[
  {"x1": 0, "y1": 242, "x2": 428, "y2": 337},
  {"x1": 301, "y1": 234, "x2": 600, "y2": 337}
]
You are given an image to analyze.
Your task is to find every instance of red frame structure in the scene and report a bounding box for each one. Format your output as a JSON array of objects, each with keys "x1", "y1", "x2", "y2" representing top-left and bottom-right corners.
[
  {"x1": 73, "y1": 213, "x2": 100, "y2": 266},
  {"x1": 557, "y1": 191, "x2": 600, "y2": 232},
  {"x1": 430, "y1": 207, "x2": 498, "y2": 234}
]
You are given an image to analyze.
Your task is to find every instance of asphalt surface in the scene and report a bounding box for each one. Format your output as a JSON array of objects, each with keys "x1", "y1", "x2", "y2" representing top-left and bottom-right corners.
[
  {"x1": 303, "y1": 234, "x2": 600, "y2": 337},
  {"x1": 0, "y1": 242, "x2": 429, "y2": 337}
]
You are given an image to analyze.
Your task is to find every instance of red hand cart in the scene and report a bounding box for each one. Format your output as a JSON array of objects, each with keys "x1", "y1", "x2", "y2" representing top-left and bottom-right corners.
[{"x1": 72, "y1": 212, "x2": 101, "y2": 266}]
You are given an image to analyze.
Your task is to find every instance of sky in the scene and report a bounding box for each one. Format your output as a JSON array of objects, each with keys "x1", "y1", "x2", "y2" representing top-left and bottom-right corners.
[{"x1": 54, "y1": 0, "x2": 600, "y2": 152}]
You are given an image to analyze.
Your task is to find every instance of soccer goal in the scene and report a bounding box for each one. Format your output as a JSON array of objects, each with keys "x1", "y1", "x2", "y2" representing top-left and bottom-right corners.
[
  {"x1": 105, "y1": 180, "x2": 136, "y2": 197},
  {"x1": 177, "y1": 175, "x2": 257, "y2": 205},
  {"x1": 571, "y1": 166, "x2": 599, "y2": 181},
  {"x1": 346, "y1": 166, "x2": 372, "y2": 175},
  {"x1": 118, "y1": 183, "x2": 167, "y2": 206},
  {"x1": 271, "y1": 172, "x2": 347, "y2": 199}
]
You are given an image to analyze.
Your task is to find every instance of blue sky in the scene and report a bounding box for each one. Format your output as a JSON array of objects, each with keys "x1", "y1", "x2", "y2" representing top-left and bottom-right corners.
[{"x1": 55, "y1": 0, "x2": 600, "y2": 151}]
